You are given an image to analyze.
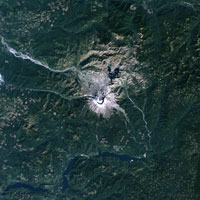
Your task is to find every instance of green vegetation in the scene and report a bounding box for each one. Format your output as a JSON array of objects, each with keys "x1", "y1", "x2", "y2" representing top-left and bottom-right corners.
[{"x1": 0, "y1": 0, "x2": 199, "y2": 199}]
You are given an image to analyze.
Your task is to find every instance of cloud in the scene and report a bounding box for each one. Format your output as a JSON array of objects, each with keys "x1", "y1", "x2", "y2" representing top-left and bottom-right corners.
[{"x1": 0, "y1": 74, "x2": 4, "y2": 85}]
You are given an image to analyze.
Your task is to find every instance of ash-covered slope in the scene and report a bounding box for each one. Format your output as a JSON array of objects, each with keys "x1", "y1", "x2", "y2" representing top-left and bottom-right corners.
[{"x1": 0, "y1": 0, "x2": 200, "y2": 200}]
